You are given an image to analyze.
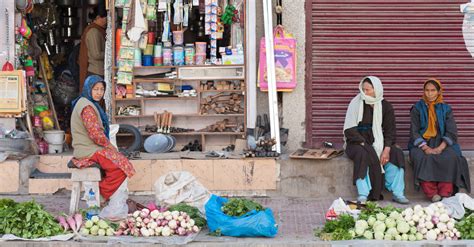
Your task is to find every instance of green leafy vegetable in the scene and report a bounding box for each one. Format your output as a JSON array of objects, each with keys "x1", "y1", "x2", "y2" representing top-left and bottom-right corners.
[
  {"x1": 0, "y1": 200, "x2": 63, "y2": 239},
  {"x1": 315, "y1": 214, "x2": 355, "y2": 241},
  {"x1": 168, "y1": 203, "x2": 207, "y2": 227},
  {"x1": 221, "y1": 198, "x2": 264, "y2": 217},
  {"x1": 358, "y1": 202, "x2": 400, "y2": 221}
]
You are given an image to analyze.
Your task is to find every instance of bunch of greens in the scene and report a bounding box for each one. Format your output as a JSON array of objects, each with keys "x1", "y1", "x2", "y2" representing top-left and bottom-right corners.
[
  {"x1": 456, "y1": 208, "x2": 474, "y2": 239},
  {"x1": 168, "y1": 203, "x2": 207, "y2": 227},
  {"x1": 221, "y1": 198, "x2": 264, "y2": 217},
  {"x1": 315, "y1": 214, "x2": 356, "y2": 241},
  {"x1": 0, "y1": 200, "x2": 63, "y2": 239},
  {"x1": 358, "y1": 202, "x2": 401, "y2": 221}
]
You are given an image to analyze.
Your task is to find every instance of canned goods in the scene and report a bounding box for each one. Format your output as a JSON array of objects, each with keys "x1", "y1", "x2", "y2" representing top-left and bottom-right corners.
[
  {"x1": 195, "y1": 42, "x2": 207, "y2": 54},
  {"x1": 184, "y1": 44, "x2": 195, "y2": 65},
  {"x1": 163, "y1": 46, "x2": 173, "y2": 66},
  {"x1": 173, "y1": 45, "x2": 185, "y2": 65}
]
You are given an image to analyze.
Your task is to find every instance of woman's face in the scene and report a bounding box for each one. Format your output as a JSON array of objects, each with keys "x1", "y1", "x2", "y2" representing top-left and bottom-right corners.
[
  {"x1": 424, "y1": 83, "x2": 440, "y2": 102},
  {"x1": 91, "y1": 82, "x2": 105, "y2": 102},
  {"x1": 362, "y1": 82, "x2": 375, "y2": 97}
]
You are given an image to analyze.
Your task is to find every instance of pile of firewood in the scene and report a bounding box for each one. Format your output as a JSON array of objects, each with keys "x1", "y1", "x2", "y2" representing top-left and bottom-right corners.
[
  {"x1": 200, "y1": 93, "x2": 244, "y2": 115},
  {"x1": 200, "y1": 119, "x2": 242, "y2": 132}
]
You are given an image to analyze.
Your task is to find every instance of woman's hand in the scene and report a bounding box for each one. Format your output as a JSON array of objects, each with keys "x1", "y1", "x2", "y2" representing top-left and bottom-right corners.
[
  {"x1": 380, "y1": 147, "x2": 391, "y2": 165},
  {"x1": 421, "y1": 145, "x2": 437, "y2": 155},
  {"x1": 433, "y1": 142, "x2": 447, "y2": 154}
]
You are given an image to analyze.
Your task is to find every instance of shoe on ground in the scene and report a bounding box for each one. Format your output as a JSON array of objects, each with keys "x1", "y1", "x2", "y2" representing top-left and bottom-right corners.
[
  {"x1": 392, "y1": 196, "x2": 410, "y2": 205},
  {"x1": 431, "y1": 194, "x2": 442, "y2": 202},
  {"x1": 357, "y1": 196, "x2": 367, "y2": 203}
]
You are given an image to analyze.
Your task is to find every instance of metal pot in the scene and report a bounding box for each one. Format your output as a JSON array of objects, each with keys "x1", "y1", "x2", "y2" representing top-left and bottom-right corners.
[{"x1": 61, "y1": 16, "x2": 77, "y2": 26}]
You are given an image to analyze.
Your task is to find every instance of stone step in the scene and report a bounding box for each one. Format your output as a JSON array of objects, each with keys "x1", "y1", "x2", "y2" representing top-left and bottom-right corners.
[{"x1": 27, "y1": 158, "x2": 278, "y2": 195}]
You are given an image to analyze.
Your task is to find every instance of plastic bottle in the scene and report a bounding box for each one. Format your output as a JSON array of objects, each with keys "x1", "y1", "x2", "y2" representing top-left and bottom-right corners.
[{"x1": 85, "y1": 189, "x2": 99, "y2": 220}]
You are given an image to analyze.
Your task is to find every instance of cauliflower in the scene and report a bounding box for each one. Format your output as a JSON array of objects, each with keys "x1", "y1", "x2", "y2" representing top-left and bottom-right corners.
[
  {"x1": 98, "y1": 220, "x2": 109, "y2": 229},
  {"x1": 384, "y1": 233, "x2": 393, "y2": 240},
  {"x1": 385, "y1": 218, "x2": 396, "y2": 228},
  {"x1": 367, "y1": 216, "x2": 377, "y2": 226},
  {"x1": 355, "y1": 220, "x2": 369, "y2": 235},
  {"x1": 386, "y1": 227, "x2": 398, "y2": 236},
  {"x1": 374, "y1": 231, "x2": 384, "y2": 240},
  {"x1": 373, "y1": 222, "x2": 386, "y2": 233}
]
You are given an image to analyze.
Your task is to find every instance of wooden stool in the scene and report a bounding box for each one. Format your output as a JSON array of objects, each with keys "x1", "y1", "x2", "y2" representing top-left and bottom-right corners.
[{"x1": 68, "y1": 162, "x2": 101, "y2": 215}]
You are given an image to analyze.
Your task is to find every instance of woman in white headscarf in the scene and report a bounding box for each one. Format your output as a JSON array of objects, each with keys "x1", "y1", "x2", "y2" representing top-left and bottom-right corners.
[{"x1": 343, "y1": 76, "x2": 409, "y2": 204}]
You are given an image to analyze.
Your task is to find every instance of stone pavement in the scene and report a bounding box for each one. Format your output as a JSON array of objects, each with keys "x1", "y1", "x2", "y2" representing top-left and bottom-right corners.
[{"x1": 1, "y1": 194, "x2": 473, "y2": 246}]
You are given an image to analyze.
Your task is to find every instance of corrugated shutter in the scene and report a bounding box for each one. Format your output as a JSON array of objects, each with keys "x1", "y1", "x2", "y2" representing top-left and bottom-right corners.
[{"x1": 305, "y1": 0, "x2": 474, "y2": 149}]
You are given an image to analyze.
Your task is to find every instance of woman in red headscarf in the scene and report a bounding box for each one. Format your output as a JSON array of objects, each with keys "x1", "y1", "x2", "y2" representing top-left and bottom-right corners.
[{"x1": 409, "y1": 79, "x2": 470, "y2": 202}]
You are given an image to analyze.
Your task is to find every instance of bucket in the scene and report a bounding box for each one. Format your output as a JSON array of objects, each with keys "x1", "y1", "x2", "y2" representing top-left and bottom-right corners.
[
  {"x1": 44, "y1": 130, "x2": 65, "y2": 145},
  {"x1": 48, "y1": 143, "x2": 64, "y2": 154}
]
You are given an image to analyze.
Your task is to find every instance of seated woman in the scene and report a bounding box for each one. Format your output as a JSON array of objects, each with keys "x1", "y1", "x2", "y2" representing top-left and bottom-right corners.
[
  {"x1": 71, "y1": 75, "x2": 136, "y2": 203},
  {"x1": 344, "y1": 76, "x2": 409, "y2": 204},
  {"x1": 409, "y1": 79, "x2": 470, "y2": 202}
]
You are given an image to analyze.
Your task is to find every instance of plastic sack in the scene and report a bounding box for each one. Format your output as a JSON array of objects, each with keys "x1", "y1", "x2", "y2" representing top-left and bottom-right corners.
[
  {"x1": 99, "y1": 178, "x2": 129, "y2": 221},
  {"x1": 109, "y1": 124, "x2": 120, "y2": 149},
  {"x1": 326, "y1": 197, "x2": 360, "y2": 220},
  {"x1": 258, "y1": 25, "x2": 297, "y2": 92},
  {"x1": 154, "y1": 171, "x2": 210, "y2": 214},
  {"x1": 205, "y1": 194, "x2": 278, "y2": 237},
  {"x1": 440, "y1": 193, "x2": 474, "y2": 219}
]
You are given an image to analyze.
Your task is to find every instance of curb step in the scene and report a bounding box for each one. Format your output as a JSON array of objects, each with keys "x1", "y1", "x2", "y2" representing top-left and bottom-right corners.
[{"x1": 29, "y1": 169, "x2": 71, "y2": 179}]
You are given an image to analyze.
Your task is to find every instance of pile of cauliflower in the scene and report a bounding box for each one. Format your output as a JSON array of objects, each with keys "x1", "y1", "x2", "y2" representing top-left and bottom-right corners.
[{"x1": 353, "y1": 202, "x2": 460, "y2": 241}]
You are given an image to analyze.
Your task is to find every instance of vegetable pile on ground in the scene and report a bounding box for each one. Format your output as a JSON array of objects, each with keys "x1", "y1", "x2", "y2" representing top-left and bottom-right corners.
[
  {"x1": 80, "y1": 216, "x2": 115, "y2": 237},
  {"x1": 455, "y1": 208, "x2": 474, "y2": 239},
  {"x1": 316, "y1": 202, "x2": 460, "y2": 241},
  {"x1": 221, "y1": 198, "x2": 264, "y2": 217},
  {"x1": 168, "y1": 203, "x2": 206, "y2": 227},
  {"x1": 0, "y1": 199, "x2": 63, "y2": 239},
  {"x1": 115, "y1": 208, "x2": 200, "y2": 237},
  {"x1": 314, "y1": 214, "x2": 355, "y2": 241},
  {"x1": 56, "y1": 213, "x2": 83, "y2": 233}
]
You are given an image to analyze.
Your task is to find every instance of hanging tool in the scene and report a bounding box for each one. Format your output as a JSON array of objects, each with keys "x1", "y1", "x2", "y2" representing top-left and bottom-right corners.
[{"x1": 2, "y1": 8, "x2": 14, "y2": 71}]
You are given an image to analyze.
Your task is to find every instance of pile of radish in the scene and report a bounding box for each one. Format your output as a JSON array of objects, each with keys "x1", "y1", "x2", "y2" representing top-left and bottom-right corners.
[
  {"x1": 57, "y1": 213, "x2": 83, "y2": 233},
  {"x1": 115, "y1": 208, "x2": 200, "y2": 237}
]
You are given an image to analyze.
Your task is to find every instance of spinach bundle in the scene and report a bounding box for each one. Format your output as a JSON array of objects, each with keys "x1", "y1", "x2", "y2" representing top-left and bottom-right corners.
[{"x1": 221, "y1": 198, "x2": 264, "y2": 217}]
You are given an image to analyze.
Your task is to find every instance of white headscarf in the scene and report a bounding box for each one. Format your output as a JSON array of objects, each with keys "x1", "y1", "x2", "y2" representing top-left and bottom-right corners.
[{"x1": 343, "y1": 76, "x2": 384, "y2": 158}]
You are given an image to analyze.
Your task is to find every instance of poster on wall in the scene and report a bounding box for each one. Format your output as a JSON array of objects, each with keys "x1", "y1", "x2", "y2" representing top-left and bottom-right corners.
[{"x1": 0, "y1": 70, "x2": 25, "y2": 114}]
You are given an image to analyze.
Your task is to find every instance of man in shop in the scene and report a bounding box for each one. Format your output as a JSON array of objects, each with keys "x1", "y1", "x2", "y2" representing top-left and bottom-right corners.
[{"x1": 79, "y1": 6, "x2": 107, "y2": 92}]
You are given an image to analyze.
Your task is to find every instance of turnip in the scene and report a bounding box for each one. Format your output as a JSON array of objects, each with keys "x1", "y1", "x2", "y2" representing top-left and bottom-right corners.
[
  {"x1": 140, "y1": 227, "x2": 150, "y2": 237},
  {"x1": 426, "y1": 230, "x2": 437, "y2": 241},
  {"x1": 408, "y1": 220, "x2": 415, "y2": 226},
  {"x1": 169, "y1": 220, "x2": 178, "y2": 229},
  {"x1": 437, "y1": 222, "x2": 447, "y2": 232},
  {"x1": 85, "y1": 220, "x2": 93, "y2": 229},
  {"x1": 133, "y1": 211, "x2": 140, "y2": 218},
  {"x1": 136, "y1": 217, "x2": 143, "y2": 222},
  {"x1": 192, "y1": 225, "x2": 199, "y2": 233},
  {"x1": 177, "y1": 227, "x2": 186, "y2": 236},
  {"x1": 115, "y1": 229, "x2": 123, "y2": 236},
  {"x1": 157, "y1": 214, "x2": 165, "y2": 220},
  {"x1": 446, "y1": 236, "x2": 452, "y2": 240},
  {"x1": 143, "y1": 218, "x2": 150, "y2": 224},
  {"x1": 155, "y1": 226, "x2": 163, "y2": 236},
  {"x1": 74, "y1": 213, "x2": 83, "y2": 231},
  {"x1": 420, "y1": 228, "x2": 428, "y2": 234},
  {"x1": 106, "y1": 228, "x2": 114, "y2": 236},
  {"x1": 437, "y1": 233, "x2": 445, "y2": 241},
  {"x1": 180, "y1": 220, "x2": 188, "y2": 229},
  {"x1": 165, "y1": 215, "x2": 173, "y2": 221},
  {"x1": 80, "y1": 228, "x2": 90, "y2": 235},
  {"x1": 425, "y1": 221, "x2": 434, "y2": 230},
  {"x1": 162, "y1": 226, "x2": 172, "y2": 237},
  {"x1": 432, "y1": 216, "x2": 440, "y2": 225},
  {"x1": 161, "y1": 220, "x2": 169, "y2": 227},
  {"x1": 178, "y1": 216, "x2": 184, "y2": 222},
  {"x1": 91, "y1": 215, "x2": 100, "y2": 223},
  {"x1": 189, "y1": 219, "x2": 195, "y2": 227},
  {"x1": 98, "y1": 229, "x2": 106, "y2": 236},
  {"x1": 150, "y1": 210, "x2": 160, "y2": 219},
  {"x1": 401, "y1": 233, "x2": 409, "y2": 241},
  {"x1": 439, "y1": 214, "x2": 450, "y2": 223},
  {"x1": 141, "y1": 208, "x2": 150, "y2": 218}
]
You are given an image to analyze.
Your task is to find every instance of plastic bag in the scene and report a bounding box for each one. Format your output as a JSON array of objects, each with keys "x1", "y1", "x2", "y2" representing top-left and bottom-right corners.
[
  {"x1": 109, "y1": 124, "x2": 120, "y2": 149},
  {"x1": 440, "y1": 193, "x2": 474, "y2": 219},
  {"x1": 154, "y1": 171, "x2": 210, "y2": 215},
  {"x1": 325, "y1": 197, "x2": 360, "y2": 220},
  {"x1": 99, "y1": 178, "x2": 129, "y2": 221},
  {"x1": 205, "y1": 194, "x2": 278, "y2": 237}
]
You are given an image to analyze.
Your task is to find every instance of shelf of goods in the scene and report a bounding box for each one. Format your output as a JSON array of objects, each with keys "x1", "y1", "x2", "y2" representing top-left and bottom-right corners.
[{"x1": 110, "y1": 0, "x2": 247, "y2": 151}]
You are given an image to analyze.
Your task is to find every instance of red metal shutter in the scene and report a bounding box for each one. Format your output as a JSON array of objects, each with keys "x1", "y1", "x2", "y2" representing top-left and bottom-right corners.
[{"x1": 305, "y1": 0, "x2": 474, "y2": 149}]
